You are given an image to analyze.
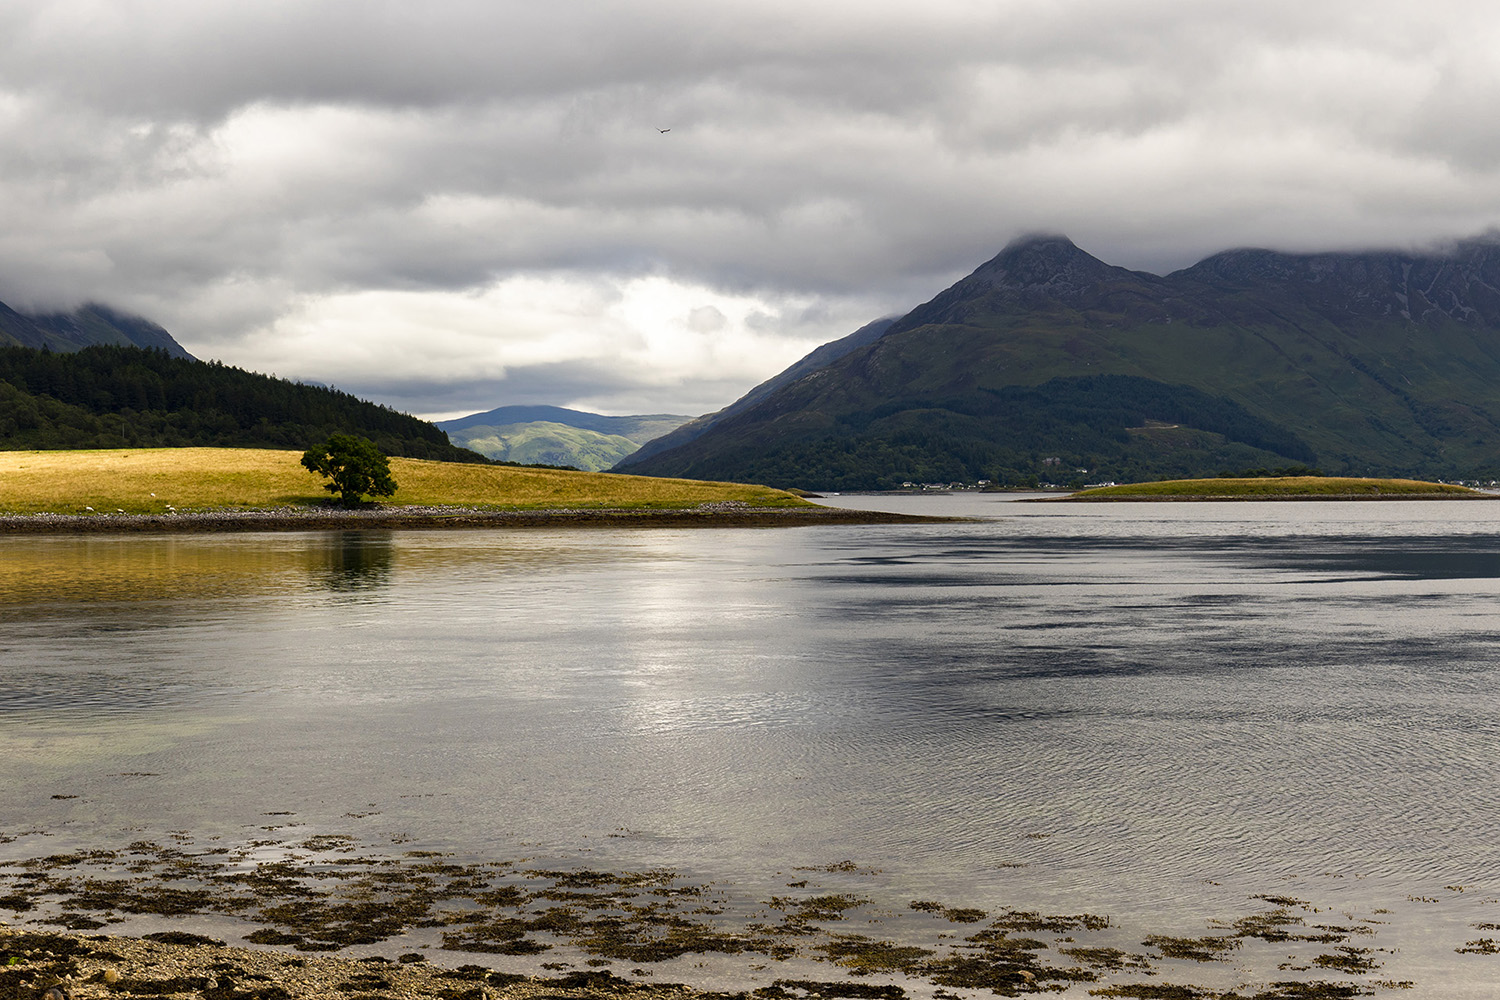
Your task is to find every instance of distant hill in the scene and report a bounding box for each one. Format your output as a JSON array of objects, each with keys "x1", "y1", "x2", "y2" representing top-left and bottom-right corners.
[
  {"x1": 0, "y1": 343, "x2": 485, "y2": 461},
  {"x1": 618, "y1": 234, "x2": 1500, "y2": 489},
  {"x1": 438, "y1": 405, "x2": 690, "y2": 471},
  {"x1": 0, "y1": 301, "x2": 194, "y2": 358}
]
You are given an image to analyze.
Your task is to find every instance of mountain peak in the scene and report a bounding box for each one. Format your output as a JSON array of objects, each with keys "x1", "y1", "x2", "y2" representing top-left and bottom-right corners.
[
  {"x1": 880, "y1": 235, "x2": 1156, "y2": 335},
  {"x1": 620, "y1": 231, "x2": 1500, "y2": 489},
  {"x1": 971, "y1": 234, "x2": 1118, "y2": 297},
  {"x1": 1001, "y1": 232, "x2": 1080, "y2": 253}
]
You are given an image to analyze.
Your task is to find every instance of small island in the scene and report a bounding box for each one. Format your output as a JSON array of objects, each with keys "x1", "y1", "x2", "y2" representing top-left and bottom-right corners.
[{"x1": 1058, "y1": 475, "x2": 1493, "y2": 501}]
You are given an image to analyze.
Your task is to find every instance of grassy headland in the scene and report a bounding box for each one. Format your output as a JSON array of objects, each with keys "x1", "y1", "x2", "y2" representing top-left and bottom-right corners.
[
  {"x1": 0, "y1": 447, "x2": 809, "y2": 515},
  {"x1": 1063, "y1": 476, "x2": 1488, "y2": 501}
]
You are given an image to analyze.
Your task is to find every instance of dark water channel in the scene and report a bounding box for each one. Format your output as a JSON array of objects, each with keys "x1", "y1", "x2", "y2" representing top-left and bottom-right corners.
[{"x1": 5, "y1": 494, "x2": 1500, "y2": 996}]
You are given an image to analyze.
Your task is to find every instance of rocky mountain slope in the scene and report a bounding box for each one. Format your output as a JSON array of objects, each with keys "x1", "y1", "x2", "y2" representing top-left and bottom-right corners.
[
  {"x1": 622, "y1": 317, "x2": 897, "y2": 466},
  {"x1": 618, "y1": 235, "x2": 1500, "y2": 488},
  {"x1": 0, "y1": 301, "x2": 194, "y2": 358}
]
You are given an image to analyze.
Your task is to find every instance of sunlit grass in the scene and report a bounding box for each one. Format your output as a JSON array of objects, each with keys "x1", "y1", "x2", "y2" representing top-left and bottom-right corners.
[
  {"x1": 0, "y1": 448, "x2": 810, "y2": 515},
  {"x1": 1068, "y1": 476, "x2": 1483, "y2": 500}
]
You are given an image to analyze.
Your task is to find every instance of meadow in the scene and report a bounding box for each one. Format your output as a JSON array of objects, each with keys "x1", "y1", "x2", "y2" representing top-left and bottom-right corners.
[{"x1": 0, "y1": 447, "x2": 809, "y2": 515}]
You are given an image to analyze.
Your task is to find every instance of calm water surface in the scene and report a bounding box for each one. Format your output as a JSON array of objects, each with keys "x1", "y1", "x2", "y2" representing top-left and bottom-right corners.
[{"x1": 5, "y1": 494, "x2": 1500, "y2": 994}]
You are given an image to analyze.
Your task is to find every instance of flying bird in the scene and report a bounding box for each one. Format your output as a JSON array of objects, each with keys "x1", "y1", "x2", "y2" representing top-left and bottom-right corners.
[{"x1": 657, "y1": 128, "x2": 671, "y2": 133}]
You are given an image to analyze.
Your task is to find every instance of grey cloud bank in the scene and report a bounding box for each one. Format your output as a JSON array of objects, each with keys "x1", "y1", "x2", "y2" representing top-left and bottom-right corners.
[{"x1": 3, "y1": 0, "x2": 1499, "y2": 416}]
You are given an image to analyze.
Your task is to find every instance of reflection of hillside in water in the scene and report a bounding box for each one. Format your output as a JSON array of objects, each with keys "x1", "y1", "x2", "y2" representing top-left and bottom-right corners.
[
  {"x1": 0, "y1": 530, "x2": 655, "y2": 719},
  {"x1": 0, "y1": 535, "x2": 308, "y2": 606},
  {"x1": 0, "y1": 530, "x2": 651, "y2": 609}
]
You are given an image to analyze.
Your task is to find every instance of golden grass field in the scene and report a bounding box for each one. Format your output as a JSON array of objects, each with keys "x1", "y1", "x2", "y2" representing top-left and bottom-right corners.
[
  {"x1": 0, "y1": 447, "x2": 809, "y2": 515},
  {"x1": 1069, "y1": 475, "x2": 1483, "y2": 499}
]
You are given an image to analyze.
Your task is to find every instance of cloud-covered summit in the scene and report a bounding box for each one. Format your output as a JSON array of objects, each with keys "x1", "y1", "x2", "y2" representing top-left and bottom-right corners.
[{"x1": 3, "y1": 0, "x2": 1499, "y2": 416}]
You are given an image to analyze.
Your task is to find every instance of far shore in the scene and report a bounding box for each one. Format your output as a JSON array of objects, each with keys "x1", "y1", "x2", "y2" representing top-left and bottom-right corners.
[
  {"x1": 0, "y1": 502, "x2": 950, "y2": 534},
  {"x1": 1052, "y1": 475, "x2": 1495, "y2": 502},
  {"x1": 1048, "y1": 491, "x2": 1500, "y2": 502}
]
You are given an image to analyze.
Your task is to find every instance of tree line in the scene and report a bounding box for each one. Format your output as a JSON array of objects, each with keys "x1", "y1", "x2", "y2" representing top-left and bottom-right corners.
[{"x1": 0, "y1": 344, "x2": 486, "y2": 462}]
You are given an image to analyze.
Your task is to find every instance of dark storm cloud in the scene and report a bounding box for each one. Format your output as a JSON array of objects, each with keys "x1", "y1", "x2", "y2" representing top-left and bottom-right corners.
[{"x1": 3, "y1": 0, "x2": 1499, "y2": 414}]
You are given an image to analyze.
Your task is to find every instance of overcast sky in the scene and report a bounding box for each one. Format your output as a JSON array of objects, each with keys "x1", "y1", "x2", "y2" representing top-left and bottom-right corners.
[{"x1": 5, "y1": 0, "x2": 1500, "y2": 418}]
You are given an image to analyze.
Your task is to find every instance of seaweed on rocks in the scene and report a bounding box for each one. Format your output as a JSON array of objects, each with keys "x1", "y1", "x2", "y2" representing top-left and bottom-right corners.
[
  {"x1": 1142, "y1": 935, "x2": 1241, "y2": 962},
  {"x1": 0, "y1": 832, "x2": 1457, "y2": 997}
]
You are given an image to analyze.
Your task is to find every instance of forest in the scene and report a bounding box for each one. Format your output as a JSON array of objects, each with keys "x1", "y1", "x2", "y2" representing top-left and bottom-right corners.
[{"x1": 0, "y1": 344, "x2": 486, "y2": 462}]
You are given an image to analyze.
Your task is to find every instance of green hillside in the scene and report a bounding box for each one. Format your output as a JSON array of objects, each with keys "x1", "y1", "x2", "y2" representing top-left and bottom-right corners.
[
  {"x1": 449, "y1": 421, "x2": 643, "y2": 470},
  {"x1": 621, "y1": 317, "x2": 896, "y2": 466},
  {"x1": 0, "y1": 344, "x2": 484, "y2": 462},
  {"x1": 439, "y1": 405, "x2": 691, "y2": 470},
  {"x1": 619, "y1": 235, "x2": 1500, "y2": 489}
]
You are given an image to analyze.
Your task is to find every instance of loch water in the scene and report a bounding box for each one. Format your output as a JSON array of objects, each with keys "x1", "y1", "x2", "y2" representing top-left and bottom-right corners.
[{"x1": 5, "y1": 493, "x2": 1500, "y2": 995}]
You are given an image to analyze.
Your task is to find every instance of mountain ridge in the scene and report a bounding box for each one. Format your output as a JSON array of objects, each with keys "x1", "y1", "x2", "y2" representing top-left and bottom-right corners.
[
  {"x1": 437, "y1": 405, "x2": 691, "y2": 471},
  {"x1": 618, "y1": 234, "x2": 1500, "y2": 488},
  {"x1": 0, "y1": 301, "x2": 194, "y2": 358},
  {"x1": 622, "y1": 316, "x2": 899, "y2": 466},
  {"x1": 437, "y1": 404, "x2": 688, "y2": 438}
]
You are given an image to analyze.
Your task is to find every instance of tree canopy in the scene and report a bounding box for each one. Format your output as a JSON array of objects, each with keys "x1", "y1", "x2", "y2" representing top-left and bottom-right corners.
[
  {"x1": 301, "y1": 434, "x2": 398, "y2": 505},
  {"x1": 0, "y1": 343, "x2": 486, "y2": 461}
]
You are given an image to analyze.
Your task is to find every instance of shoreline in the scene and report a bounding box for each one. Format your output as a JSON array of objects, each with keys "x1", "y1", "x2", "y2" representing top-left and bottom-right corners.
[
  {"x1": 0, "y1": 821, "x2": 1443, "y2": 998},
  {"x1": 0, "y1": 503, "x2": 950, "y2": 534},
  {"x1": 0, "y1": 927, "x2": 698, "y2": 1000},
  {"x1": 1051, "y1": 491, "x2": 1499, "y2": 502}
]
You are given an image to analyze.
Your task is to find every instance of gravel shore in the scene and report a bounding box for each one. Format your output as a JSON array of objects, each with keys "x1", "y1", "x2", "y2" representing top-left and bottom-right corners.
[
  {"x1": 0, "y1": 503, "x2": 946, "y2": 534},
  {"x1": 0, "y1": 927, "x2": 698, "y2": 1000}
]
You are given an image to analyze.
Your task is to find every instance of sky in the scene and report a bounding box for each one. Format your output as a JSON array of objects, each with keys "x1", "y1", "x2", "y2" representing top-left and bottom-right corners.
[{"x1": 5, "y1": 0, "x2": 1500, "y2": 419}]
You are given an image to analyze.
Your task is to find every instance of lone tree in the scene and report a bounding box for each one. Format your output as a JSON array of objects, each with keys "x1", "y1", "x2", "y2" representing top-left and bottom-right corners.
[{"x1": 301, "y1": 433, "x2": 398, "y2": 506}]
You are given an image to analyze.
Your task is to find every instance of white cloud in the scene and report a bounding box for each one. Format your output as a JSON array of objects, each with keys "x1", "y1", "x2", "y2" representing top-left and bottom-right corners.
[
  {"x1": 4, "y1": 0, "x2": 1500, "y2": 415},
  {"x1": 227, "y1": 273, "x2": 866, "y2": 416}
]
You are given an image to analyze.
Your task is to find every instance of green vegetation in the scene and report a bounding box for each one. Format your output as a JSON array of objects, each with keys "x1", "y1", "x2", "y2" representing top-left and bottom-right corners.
[
  {"x1": 1066, "y1": 476, "x2": 1483, "y2": 500},
  {"x1": 440, "y1": 406, "x2": 692, "y2": 471},
  {"x1": 620, "y1": 237, "x2": 1500, "y2": 490},
  {"x1": 626, "y1": 375, "x2": 1315, "y2": 491},
  {"x1": 449, "y1": 420, "x2": 641, "y2": 471},
  {"x1": 301, "y1": 434, "x2": 398, "y2": 505},
  {"x1": 0, "y1": 344, "x2": 483, "y2": 462},
  {"x1": 0, "y1": 447, "x2": 809, "y2": 515},
  {"x1": 0, "y1": 300, "x2": 190, "y2": 356}
]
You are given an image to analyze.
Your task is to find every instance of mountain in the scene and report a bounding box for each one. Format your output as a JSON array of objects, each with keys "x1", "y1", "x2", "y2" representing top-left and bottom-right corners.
[
  {"x1": 0, "y1": 343, "x2": 485, "y2": 461},
  {"x1": 622, "y1": 316, "x2": 897, "y2": 466},
  {"x1": 617, "y1": 234, "x2": 1500, "y2": 489},
  {"x1": 0, "y1": 301, "x2": 194, "y2": 358},
  {"x1": 436, "y1": 405, "x2": 691, "y2": 471}
]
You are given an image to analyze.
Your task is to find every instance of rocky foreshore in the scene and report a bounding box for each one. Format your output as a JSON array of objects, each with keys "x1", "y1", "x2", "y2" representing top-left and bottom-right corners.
[
  {"x1": 0, "y1": 927, "x2": 697, "y2": 1000},
  {"x1": 0, "y1": 830, "x2": 1438, "y2": 999},
  {"x1": 0, "y1": 503, "x2": 946, "y2": 534}
]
